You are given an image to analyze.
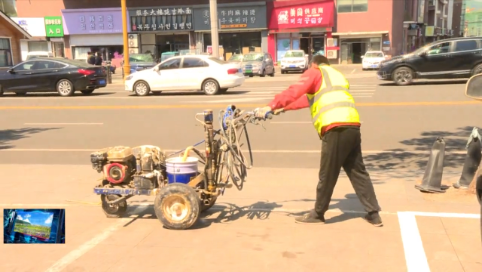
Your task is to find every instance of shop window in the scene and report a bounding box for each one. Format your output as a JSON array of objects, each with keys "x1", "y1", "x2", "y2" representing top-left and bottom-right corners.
[
  {"x1": 0, "y1": 38, "x2": 12, "y2": 67},
  {"x1": 337, "y1": 0, "x2": 368, "y2": 13},
  {"x1": 28, "y1": 41, "x2": 48, "y2": 52},
  {"x1": 74, "y1": 47, "x2": 90, "y2": 60}
]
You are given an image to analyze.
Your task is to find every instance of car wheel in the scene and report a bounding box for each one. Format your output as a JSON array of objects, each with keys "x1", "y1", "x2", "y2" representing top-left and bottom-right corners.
[
  {"x1": 81, "y1": 90, "x2": 94, "y2": 95},
  {"x1": 392, "y1": 67, "x2": 414, "y2": 86},
  {"x1": 472, "y1": 64, "x2": 482, "y2": 76},
  {"x1": 57, "y1": 79, "x2": 75, "y2": 96},
  {"x1": 133, "y1": 81, "x2": 151, "y2": 96},
  {"x1": 219, "y1": 88, "x2": 228, "y2": 94},
  {"x1": 202, "y1": 79, "x2": 220, "y2": 95},
  {"x1": 260, "y1": 69, "x2": 266, "y2": 77},
  {"x1": 281, "y1": 70, "x2": 285, "y2": 74}
]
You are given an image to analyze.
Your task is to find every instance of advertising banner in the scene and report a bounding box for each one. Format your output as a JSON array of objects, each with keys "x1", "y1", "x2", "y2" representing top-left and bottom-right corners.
[{"x1": 269, "y1": 2, "x2": 334, "y2": 30}]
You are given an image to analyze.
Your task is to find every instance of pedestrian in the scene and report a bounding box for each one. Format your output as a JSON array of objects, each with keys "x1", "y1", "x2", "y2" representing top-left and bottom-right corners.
[
  {"x1": 95, "y1": 52, "x2": 103, "y2": 66},
  {"x1": 254, "y1": 55, "x2": 383, "y2": 227},
  {"x1": 87, "y1": 52, "x2": 95, "y2": 65}
]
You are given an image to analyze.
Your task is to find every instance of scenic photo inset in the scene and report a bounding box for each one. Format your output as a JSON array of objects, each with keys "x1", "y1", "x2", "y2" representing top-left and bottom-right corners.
[{"x1": 13, "y1": 211, "x2": 54, "y2": 240}]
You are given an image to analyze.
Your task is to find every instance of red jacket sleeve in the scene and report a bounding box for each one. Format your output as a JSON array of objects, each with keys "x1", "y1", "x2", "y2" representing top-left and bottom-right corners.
[{"x1": 267, "y1": 68, "x2": 322, "y2": 111}]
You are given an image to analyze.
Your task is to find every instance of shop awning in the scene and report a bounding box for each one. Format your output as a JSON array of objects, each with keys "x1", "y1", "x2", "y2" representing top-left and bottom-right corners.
[{"x1": 332, "y1": 31, "x2": 389, "y2": 36}]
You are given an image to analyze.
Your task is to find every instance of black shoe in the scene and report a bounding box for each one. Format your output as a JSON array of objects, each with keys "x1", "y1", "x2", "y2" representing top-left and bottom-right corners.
[
  {"x1": 295, "y1": 210, "x2": 325, "y2": 224},
  {"x1": 363, "y1": 212, "x2": 383, "y2": 227}
]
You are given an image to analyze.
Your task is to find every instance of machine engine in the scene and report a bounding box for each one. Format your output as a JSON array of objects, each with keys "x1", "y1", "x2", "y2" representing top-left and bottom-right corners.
[{"x1": 90, "y1": 145, "x2": 167, "y2": 189}]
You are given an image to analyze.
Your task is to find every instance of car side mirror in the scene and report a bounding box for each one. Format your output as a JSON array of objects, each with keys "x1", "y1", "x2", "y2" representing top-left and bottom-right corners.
[
  {"x1": 361, "y1": 56, "x2": 364, "y2": 59},
  {"x1": 153, "y1": 66, "x2": 159, "y2": 72},
  {"x1": 7, "y1": 69, "x2": 14, "y2": 74},
  {"x1": 419, "y1": 51, "x2": 427, "y2": 57},
  {"x1": 465, "y1": 74, "x2": 482, "y2": 101}
]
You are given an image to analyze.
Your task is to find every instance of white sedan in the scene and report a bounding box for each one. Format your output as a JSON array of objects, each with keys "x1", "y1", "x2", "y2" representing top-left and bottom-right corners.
[
  {"x1": 361, "y1": 51, "x2": 386, "y2": 70},
  {"x1": 125, "y1": 55, "x2": 245, "y2": 96}
]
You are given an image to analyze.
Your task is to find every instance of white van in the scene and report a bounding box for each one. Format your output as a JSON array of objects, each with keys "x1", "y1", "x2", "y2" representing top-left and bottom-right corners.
[{"x1": 26, "y1": 51, "x2": 54, "y2": 60}]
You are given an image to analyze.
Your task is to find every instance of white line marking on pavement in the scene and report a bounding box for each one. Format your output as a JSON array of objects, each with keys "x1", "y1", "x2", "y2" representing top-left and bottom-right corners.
[
  {"x1": 397, "y1": 212, "x2": 431, "y2": 272},
  {"x1": 411, "y1": 211, "x2": 481, "y2": 219},
  {"x1": 24, "y1": 123, "x2": 103, "y2": 125},
  {"x1": 0, "y1": 149, "x2": 468, "y2": 154},
  {"x1": 351, "y1": 69, "x2": 357, "y2": 74},
  {"x1": 44, "y1": 218, "x2": 130, "y2": 272}
]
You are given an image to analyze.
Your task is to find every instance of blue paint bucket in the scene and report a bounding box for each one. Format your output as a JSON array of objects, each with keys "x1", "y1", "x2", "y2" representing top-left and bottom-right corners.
[{"x1": 166, "y1": 157, "x2": 199, "y2": 184}]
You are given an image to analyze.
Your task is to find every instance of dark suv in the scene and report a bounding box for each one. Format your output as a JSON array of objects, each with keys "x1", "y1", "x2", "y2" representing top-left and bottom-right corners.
[{"x1": 377, "y1": 37, "x2": 482, "y2": 85}]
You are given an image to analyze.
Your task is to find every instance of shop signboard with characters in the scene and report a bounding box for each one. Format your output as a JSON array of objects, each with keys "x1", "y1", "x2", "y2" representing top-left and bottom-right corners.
[
  {"x1": 61, "y1": 8, "x2": 123, "y2": 35},
  {"x1": 192, "y1": 3, "x2": 267, "y2": 31},
  {"x1": 269, "y1": 1, "x2": 334, "y2": 30},
  {"x1": 128, "y1": 7, "x2": 193, "y2": 32}
]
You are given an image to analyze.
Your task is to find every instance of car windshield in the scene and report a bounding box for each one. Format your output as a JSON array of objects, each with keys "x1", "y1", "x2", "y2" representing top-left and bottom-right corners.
[
  {"x1": 129, "y1": 54, "x2": 154, "y2": 63},
  {"x1": 229, "y1": 54, "x2": 243, "y2": 61},
  {"x1": 243, "y1": 53, "x2": 264, "y2": 61},
  {"x1": 284, "y1": 51, "x2": 304, "y2": 58},
  {"x1": 365, "y1": 52, "x2": 384, "y2": 58}
]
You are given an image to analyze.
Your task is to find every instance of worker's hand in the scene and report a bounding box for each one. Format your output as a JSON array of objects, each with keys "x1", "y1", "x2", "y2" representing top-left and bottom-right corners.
[
  {"x1": 273, "y1": 108, "x2": 285, "y2": 115},
  {"x1": 254, "y1": 106, "x2": 272, "y2": 119}
]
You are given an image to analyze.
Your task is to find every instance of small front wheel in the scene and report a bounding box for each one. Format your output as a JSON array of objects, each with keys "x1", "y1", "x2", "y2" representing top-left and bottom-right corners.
[
  {"x1": 101, "y1": 194, "x2": 127, "y2": 218},
  {"x1": 154, "y1": 183, "x2": 200, "y2": 230},
  {"x1": 133, "y1": 81, "x2": 151, "y2": 96},
  {"x1": 472, "y1": 64, "x2": 482, "y2": 76},
  {"x1": 202, "y1": 79, "x2": 220, "y2": 95},
  {"x1": 392, "y1": 67, "x2": 414, "y2": 86}
]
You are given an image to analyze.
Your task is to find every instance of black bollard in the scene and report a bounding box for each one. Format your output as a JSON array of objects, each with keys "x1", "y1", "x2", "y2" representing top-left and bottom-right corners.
[
  {"x1": 415, "y1": 137, "x2": 447, "y2": 193},
  {"x1": 454, "y1": 127, "x2": 482, "y2": 189}
]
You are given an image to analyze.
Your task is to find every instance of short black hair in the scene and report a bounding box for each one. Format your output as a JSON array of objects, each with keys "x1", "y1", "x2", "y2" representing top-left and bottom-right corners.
[{"x1": 311, "y1": 55, "x2": 330, "y2": 66}]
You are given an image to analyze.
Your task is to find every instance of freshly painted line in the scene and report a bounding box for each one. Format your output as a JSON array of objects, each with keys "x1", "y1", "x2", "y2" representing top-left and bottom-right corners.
[
  {"x1": 0, "y1": 100, "x2": 478, "y2": 110},
  {"x1": 44, "y1": 219, "x2": 131, "y2": 272},
  {"x1": 411, "y1": 211, "x2": 481, "y2": 219},
  {"x1": 0, "y1": 148, "x2": 468, "y2": 155},
  {"x1": 24, "y1": 123, "x2": 104, "y2": 125},
  {"x1": 397, "y1": 212, "x2": 431, "y2": 272}
]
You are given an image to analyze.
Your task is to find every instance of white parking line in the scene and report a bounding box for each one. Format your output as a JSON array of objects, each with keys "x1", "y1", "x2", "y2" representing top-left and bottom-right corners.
[
  {"x1": 24, "y1": 123, "x2": 103, "y2": 125},
  {"x1": 398, "y1": 212, "x2": 431, "y2": 272},
  {"x1": 44, "y1": 218, "x2": 131, "y2": 272}
]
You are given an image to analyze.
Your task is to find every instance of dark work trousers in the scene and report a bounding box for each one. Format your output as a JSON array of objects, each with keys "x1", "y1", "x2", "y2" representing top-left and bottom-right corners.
[{"x1": 315, "y1": 126, "x2": 381, "y2": 216}]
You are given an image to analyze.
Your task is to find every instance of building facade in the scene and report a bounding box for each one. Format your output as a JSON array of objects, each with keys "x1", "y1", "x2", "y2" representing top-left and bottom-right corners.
[
  {"x1": 0, "y1": 11, "x2": 32, "y2": 68},
  {"x1": 267, "y1": 0, "x2": 334, "y2": 63}
]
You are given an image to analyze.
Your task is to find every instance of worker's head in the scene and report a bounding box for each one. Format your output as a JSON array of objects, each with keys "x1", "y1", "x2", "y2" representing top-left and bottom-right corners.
[{"x1": 311, "y1": 55, "x2": 330, "y2": 68}]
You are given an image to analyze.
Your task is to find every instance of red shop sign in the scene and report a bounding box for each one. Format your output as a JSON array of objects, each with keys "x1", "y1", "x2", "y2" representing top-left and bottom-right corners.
[{"x1": 269, "y1": 1, "x2": 334, "y2": 30}]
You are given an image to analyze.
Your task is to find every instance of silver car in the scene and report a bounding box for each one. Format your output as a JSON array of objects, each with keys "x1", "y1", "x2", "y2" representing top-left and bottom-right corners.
[{"x1": 241, "y1": 53, "x2": 275, "y2": 77}]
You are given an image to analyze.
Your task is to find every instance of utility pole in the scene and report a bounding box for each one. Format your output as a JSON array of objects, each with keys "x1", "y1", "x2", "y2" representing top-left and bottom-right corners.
[
  {"x1": 209, "y1": 0, "x2": 219, "y2": 58},
  {"x1": 121, "y1": 0, "x2": 130, "y2": 79}
]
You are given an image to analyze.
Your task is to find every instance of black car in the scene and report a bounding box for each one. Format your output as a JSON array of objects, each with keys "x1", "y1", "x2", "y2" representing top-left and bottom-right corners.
[
  {"x1": 0, "y1": 57, "x2": 107, "y2": 97},
  {"x1": 377, "y1": 37, "x2": 482, "y2": 86}
]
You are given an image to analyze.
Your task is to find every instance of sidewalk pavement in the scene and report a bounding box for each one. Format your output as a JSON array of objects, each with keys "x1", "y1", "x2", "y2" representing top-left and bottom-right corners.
[{"x1": 0, "y1": 164, "x2": 480, "y2": 271}]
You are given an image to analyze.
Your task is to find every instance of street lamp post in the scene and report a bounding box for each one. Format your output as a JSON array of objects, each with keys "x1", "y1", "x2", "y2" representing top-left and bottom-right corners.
[
  {"x1": 121, "y1": 0, "x2": 130, "y2": 80},
  {"x1": 209, "y1": 0, "x2": 219, "y2": 58}
]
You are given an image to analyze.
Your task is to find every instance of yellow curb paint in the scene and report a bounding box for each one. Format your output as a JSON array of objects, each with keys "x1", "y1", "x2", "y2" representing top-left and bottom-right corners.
[{"x1": 0, "y1": 100, "x2": 479, "y2": 110}]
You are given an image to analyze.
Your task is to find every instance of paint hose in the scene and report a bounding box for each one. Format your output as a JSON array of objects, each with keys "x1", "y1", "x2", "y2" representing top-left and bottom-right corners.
[{"x1": 181, "y1": 146, "x2": 194, "y2": 162}]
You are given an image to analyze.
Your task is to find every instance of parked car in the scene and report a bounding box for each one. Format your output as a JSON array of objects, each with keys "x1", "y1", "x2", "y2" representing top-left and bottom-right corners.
[
  {"x1": 122, "y1": 53, "x2": 157, "y2": 77},
  {"x1": 377, "y1": 37, "x2": 482, "y2": 85},
  {"x1": 125, "y1": 55, "x2": 244, "y2": 96},
  {"x1": 361, "y1": 51, "x2": 386, "y2": 70},
  {"x1": 26, "y1": 51, "x2": 54, "y2": 60},
  {"x1": 228, "y1": 54, "x2": 244, "y2": 63},
  {"x1": 241, "y1": 52, "x2": 275, "y2": 77},
  {"x1": 160, "y1": 51, "x2": 179, "y2": 62},
  {"x1": 280, "y1": 50, "x2": 309, "y2": 74},
  {"x1": 0, "y1": 57, "x2": 107, "y2": 96}
]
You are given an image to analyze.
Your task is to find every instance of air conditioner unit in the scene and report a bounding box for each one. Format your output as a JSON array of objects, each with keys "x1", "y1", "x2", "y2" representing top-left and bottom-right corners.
[
  {"x1": 326, "y1": 50, "x2": 337, "y2": 59},
  {"x1": 128, "y1": 34, "x2": 138, "y2": 48},
  {"x1": 129, "y1": 48, "x2": 139, "y2": 54}
]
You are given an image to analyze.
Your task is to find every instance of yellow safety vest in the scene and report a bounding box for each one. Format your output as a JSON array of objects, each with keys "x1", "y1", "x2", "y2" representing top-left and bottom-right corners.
[{"x1": 307, "y1": 65, "x2": 360, "y2": 136}]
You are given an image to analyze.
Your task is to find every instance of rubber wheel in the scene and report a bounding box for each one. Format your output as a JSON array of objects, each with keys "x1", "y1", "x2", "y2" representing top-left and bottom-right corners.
[
  {"x1": 260, "y1": 69, "x2": 266, "y2": 77},
  {"x1": 101, "y1": 194, "x2": 127, "y2": 218},
  {"x1": 57, "y1": 79, "x2": 75, "y2": 96},
  {"x1": 269, "y1": 70, "x2": 275, "y2": 77},
  {"x1": 81, "y1": 90, "x2": 94, "y2": 95},
  {"x1": 154, "y1": 183, "x2": 200, "y2": 230},
  {"x1": 392, "y1": 67, "x2": 414, "y2": 86},
  {"x1": 281, "y1": 70, "x2": 285, "y2": 74},
  {"x1": 472, "y1": 64, "x2": 482, "y2": 76},
  {"x1": 133, "y1": 80, "x2": 150, "y2": 96},
  {"x1": 202, "y1": 79, "x2": 220, "y2": 95}
]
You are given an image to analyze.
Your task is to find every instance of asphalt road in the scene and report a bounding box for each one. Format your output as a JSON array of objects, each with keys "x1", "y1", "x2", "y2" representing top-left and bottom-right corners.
[
  {"x1": 0, "y1": 70, "x2": 477, "y2": 171},
  {"x1": 1, "y1": 70, "x2": 481, "y2": 272}
]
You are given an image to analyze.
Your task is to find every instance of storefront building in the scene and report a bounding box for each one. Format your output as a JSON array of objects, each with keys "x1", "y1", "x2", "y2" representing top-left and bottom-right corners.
[
  {"x1": 61, "y1": 8, "x2": 124, "y2": 62},
  {"x1": 45, "y1": 16, "x2": 65, "y2": 58},
  {"x1": 0, "y1": 10, "x2": 31, "y2": 67},
  {"x1": 128, "y1": 6, "x2": 195, "y2": 60},
  {"x1": 267, "y1": 0, "x2": 335, "y2": 63},
  {"x1": 11, "y1": 17, "x2": 50, "y2": 60},
  {"x1": 192, "y1": 2, "x2": 267, "y2": 61},
  {"x1": 335, "y1": 0, "x2": 405, "y2": 64}
]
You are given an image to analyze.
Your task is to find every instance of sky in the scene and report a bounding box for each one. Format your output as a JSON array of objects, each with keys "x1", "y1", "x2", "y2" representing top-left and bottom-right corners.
[{"x1": 16, "y1": 211, "x2": 53, "y2": 227}]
